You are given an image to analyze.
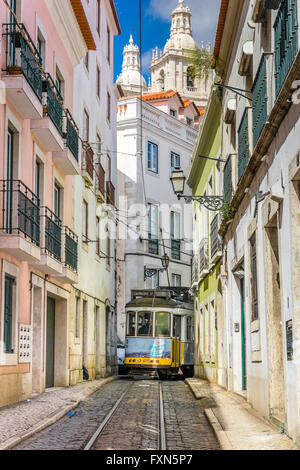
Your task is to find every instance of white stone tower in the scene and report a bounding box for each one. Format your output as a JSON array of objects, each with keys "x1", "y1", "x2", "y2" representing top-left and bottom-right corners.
[
  {"x1": 117, "y1": 34, "x2": 148, "y2": 97},
  {"x1": 149, "y1": 0, "x2": 213, "y2": 107}
]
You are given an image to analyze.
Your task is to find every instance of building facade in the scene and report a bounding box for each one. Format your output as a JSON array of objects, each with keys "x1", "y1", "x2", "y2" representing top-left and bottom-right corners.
[
  {"x1": 116, "y1": 90, "x2": 198, "y2": 343},
  {"x1": 214, "y1": 0, "x2": 300, "y2": 445},
  {"x1": 0, "y1": 0, "x2": 121, "y2": 408},
  {"x1": 0, "y1": 0, "x2": 89, "y2": 406},
  {"x1": 68, "y1": 0, "x2": 121, "y2": 385},
  {"x1": 187, "y1": 90, "x2": 226, "y2": 387}
]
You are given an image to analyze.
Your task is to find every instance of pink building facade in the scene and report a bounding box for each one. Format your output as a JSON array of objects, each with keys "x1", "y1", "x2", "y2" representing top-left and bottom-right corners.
[{"x1": 0, "y1": 0, "x2": 93, "y2": 407}]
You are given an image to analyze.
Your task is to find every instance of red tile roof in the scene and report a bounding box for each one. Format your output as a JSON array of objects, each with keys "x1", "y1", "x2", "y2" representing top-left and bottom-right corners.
[{"x1": 214, "y1": 0, "x2": 230, "y2": 59}]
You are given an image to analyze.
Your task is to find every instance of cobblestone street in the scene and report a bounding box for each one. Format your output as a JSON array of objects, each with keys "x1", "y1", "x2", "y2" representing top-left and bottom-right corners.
[{"x1": 13, "y1": 379, "x2": 219, "y2": 451}]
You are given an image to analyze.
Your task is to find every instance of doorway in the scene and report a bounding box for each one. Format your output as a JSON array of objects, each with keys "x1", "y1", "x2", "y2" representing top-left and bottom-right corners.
[
  {"x1": 234, "y1": 263, "x2": 247, "y2": 392},
  {"x1": 265, "y1": 211, "x2": 285, "y2": 423},
  {"x1": 46, "y1": 297, "x2": 55, "y2": 388}
]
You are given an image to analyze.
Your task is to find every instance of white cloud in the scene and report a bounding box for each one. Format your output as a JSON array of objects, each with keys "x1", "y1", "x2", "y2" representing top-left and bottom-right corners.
[
  {"x1": 141, "y1": 49, "x2": 153, "y2": 76},
  {"x1": 146, "y1": 0, "x2": 221, "y2": 47}
]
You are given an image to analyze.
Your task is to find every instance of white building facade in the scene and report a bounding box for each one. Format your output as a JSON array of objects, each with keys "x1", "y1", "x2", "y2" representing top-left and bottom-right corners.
[
  {"x1": 116, "y1": 94, "x2": 197, "y2": 343},
  {"x1": 215, "y1": 0, "x2": 300, "y2": 445},
  {"x1": 69, "y1": 0, "x2": 121, "y2": 383}
]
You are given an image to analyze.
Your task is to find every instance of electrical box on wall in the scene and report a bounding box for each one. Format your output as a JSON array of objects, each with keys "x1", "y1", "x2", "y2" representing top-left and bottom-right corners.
[{"x1": 19, "y1": 324, "x2": 32, "y2": 364}]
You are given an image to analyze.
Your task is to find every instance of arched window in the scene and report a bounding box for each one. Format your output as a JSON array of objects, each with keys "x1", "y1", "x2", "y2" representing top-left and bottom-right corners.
[
  {"x1": 187, "y1": 66, "x2": 194, "y2": 88},
  {"x1": 160, "y1": 70, "x2": 165, "y2": 91}
]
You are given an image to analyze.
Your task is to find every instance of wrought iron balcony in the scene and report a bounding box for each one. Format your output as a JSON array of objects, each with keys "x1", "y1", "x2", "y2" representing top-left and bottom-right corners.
[
  {"x1": 199, "y1": 238, "x2": 209, "y2": 275},
  {"x1": 274, "y1": 0, "x2": 298, "y2": 96},
  {"x1": 65, "y1": 110, "x2": 79, "y2": 161},
  {"x1": 210, "y1": 214, "x2": 223, "y2": 262},
  {"x1": 64, "y1": 226, "x2": 78, "y2": 272},
  {"x1": 106, "y1": 180, "x2": 115, "y2": 206},
  {"x1": 82, "y1": 144, "x2": 94, "y2": 185},
  {"x1": 192, "y1": 253, "x2": 199, "y2": 285},
  {"x1": 224, "y1": 155, "x2": 233, "y2": 203},
  {"x1": 43, "y1": 74, "x2": 64, "y2": 135},
  {"x1": 2, "y1": 22, "x2": 43, "y2": 102},
  {"x1": 238, "y1": 108, "x2": 250, "y2": 181},
  {"x1": 252, "y1": 55, "x2": 267, "y2": 147},
  {"x1": 41, "y1": 207, "x2": 62, "y2": 261},
  {"x1": 171, "y1": 239, "x2": 181, "y2": 260},
  {"x1": 0, "y1": 179, "x2": 40, "y2": 246}
]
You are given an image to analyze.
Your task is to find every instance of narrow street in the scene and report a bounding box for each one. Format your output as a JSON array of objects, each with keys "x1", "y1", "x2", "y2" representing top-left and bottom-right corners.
[{"x1": 12, "y1": 379, "x2": 219, "y2": 451}]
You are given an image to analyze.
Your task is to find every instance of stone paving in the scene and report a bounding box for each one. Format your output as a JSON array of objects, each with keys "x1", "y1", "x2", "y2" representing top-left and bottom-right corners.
[
  {"x1": 14, "y1": 379, "x2": 130, "y2": 450},
  {"x1": 8, "y1": 378, "x2": 220, "y2": 451},
  {"x1": 0, "y1": 377, "x2": 114, "y2": 450},
  {"x1": 92, "y1": 380, "x2": 160, "y2": 450},
  {"x1": 162, "y1": 381, "x2": 220, "y2": 450},
  {"x1": 186, "y1": 378, "x2": 298, "y2": 450}
]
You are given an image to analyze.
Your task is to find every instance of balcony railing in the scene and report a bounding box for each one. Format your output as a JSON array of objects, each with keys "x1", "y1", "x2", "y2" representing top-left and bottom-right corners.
[
  {"x1": 0, "y1": 180, "x2": 40, "y2": 246},
  {"x1": 238, "y1": 108, "x2": 250, "y2": 181},
  {"x1": 199, "y1": 238, "x2": 209, "y2": 274},
  {"x1": 3, "y1": 23, "x2": 43, "y2": 102},
  {"x1": 192, "y1": 254, "x2": 198, "y2": 284},
  {"x1": 64, "y1": 226, "x2": 78, "y2": 272},
  {"x1": 274, "y1": 0, "x2": 298, "y2": 96},
  {"x1": 96, "y1": 162, "x2": 105, "y2": 196},
  {"x1": 252, "y1": 55, "x2": 267, "y2": 147},
  {"x1": 171, "y1": 239, "x2": 181, "y2": 260},
  {"x1": 210, "y1": 215, "x2": 222, "y2": 260},
  {"x1": 106, "y1": 181, "x2": 115, "y2": 206},
  {"x1": 42, "y1": 207, "x2": 62, "y2": 261},
  {"x1": 65, "y1": 109, "x2": 79, "y2": 161},
  {"x1": 43, "y1": 74, "x2": 64, "y2": 135},
  {"x1": 82, "y1": 144, "x2": 94, "y2": 181},
  {"x1": 224, "y1": 155, "x2": 233, "y2": 203}
]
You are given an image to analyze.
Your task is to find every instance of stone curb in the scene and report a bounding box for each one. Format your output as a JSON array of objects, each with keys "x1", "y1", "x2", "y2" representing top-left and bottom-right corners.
[
  {"x1": 0, "y1": 376, "x2": 115, "y2": 451},
  {"x1": 185, "y1": 378, "x2": 233, "y2": 450}
]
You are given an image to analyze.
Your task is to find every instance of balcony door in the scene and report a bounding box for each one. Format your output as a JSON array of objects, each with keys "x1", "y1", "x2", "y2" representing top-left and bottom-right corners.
[
  {"x1": 6, "y1": 129, "x2": 14, "y2": 233},
  {"x1": 46, "y1": 297, "x2": 55, "y2": 388}
]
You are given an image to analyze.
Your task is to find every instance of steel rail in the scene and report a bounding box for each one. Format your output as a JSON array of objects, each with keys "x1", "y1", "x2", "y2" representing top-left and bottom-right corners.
[
  {"x1": 84, "y1": 382, "x2": 133, "y2": 450},
  {"x1": 159, "y1": 383, "x2": 167, "y2": 451}
]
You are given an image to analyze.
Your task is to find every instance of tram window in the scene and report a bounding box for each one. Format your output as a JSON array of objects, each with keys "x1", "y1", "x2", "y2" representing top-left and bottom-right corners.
[
  {"x1": 155, "y1": 312, "x2": 170, "y2": 337},
  {"x1": 127, "y1": 312, "x2": 136, "y2": 336},
  {"x1": 187, "y1": 317, "x2": 193, "y2": 341},
  {"x1": 173, "y1": 315, "x2": 181, "y2": 338},
  {"x1": 137, "y1": 312, "x2": 153, "y2": 336}
]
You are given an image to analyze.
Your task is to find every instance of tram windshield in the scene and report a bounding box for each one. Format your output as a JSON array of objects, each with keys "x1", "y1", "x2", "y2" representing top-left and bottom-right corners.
[
  {"x1": 155, "y1": 312, "x2": 170, "y2": 337},
  {"x1": 127, "y1": 312, "x2": 136, "y2": 336},
  {"x1": 137, "y1": 312, "x2": 153, "y2": 336}
]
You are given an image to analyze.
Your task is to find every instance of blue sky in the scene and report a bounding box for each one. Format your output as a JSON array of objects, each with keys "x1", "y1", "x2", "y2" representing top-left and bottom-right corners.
[{"x1": 114, "y1": 0, "x2": 221, "y2": 82}]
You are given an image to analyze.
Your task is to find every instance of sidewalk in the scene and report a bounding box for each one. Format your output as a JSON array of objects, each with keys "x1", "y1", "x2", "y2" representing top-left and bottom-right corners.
[
  {"x1": 186, "y1": 378, "x2": 298, "y2": 450},
  {"x1": 0, "y1": 377, "x2": 114, "y2": 450}
]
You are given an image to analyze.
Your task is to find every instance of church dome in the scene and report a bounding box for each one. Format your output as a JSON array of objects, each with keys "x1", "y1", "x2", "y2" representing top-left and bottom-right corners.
[
  {"x1": 117, "y1": 35, "x2": 147, "y2": 94},
  {"x1": 163, "y1": 0, "x2": 197, "y2": 53},
  {"x1": 164, "y1": 34, "x2": 197, "y2": 53},
  {"x1": 117, "y1": 69, "x2": 147, "y2": 89}
]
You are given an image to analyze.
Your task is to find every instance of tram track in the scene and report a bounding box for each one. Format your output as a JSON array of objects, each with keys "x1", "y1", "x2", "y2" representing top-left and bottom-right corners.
[{"x1": 84, "y1": 379, "x2": 167, "y2": 451}]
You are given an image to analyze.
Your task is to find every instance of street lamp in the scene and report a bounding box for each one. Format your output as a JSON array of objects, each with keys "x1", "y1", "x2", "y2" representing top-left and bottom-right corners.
[{"x1": 170, "y1": 168, "x2": 225, "y2": 212}]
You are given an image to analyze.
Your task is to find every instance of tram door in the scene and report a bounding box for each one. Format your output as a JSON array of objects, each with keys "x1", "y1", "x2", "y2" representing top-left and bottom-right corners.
[{"x1": 173, "y1": 316, "x2": 181, "y2": 367}]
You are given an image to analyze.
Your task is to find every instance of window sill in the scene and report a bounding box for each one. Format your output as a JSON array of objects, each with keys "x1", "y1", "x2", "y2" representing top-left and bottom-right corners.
[{"x1": 0, "y1": 353, "x2": 18, "y2": 366}]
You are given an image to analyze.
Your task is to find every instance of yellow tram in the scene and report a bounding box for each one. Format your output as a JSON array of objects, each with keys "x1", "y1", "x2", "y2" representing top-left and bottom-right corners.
[{"x1": 121, "y1": 289, "x2": 194, "y2": 379}]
